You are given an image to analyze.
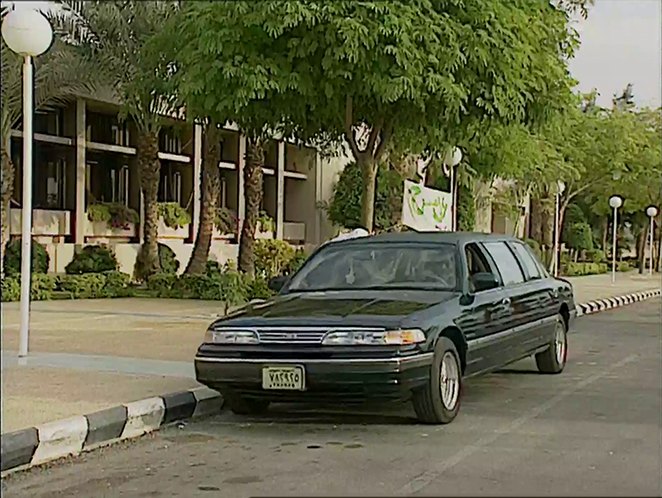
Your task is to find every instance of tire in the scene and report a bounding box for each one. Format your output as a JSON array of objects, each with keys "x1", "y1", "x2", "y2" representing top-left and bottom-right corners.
[
  {"x1": 535, "y1": 314, "x2": 568, "y2": 374},
  {"x1": 412, "y1": 336, "x2": 463, "y2": 424},
  {"x1": 225, "y1": 392, "x2": 270, "y2": 415}
]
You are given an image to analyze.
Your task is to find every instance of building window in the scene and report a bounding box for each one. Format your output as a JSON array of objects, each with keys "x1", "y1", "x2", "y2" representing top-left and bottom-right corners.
[
  {"x1": 86, "y1": 159, "x2": 131, "y2": 206},
  {"x1": 159, "y1": 128, "x2": 182, "y2": 154},
  {"x1": 159, "y1": 163, "x2": 183, "y2": 204},
  {"x1": 87, "y1": 112, "x2": 130, "y2": 146},
  {"x1": 34, "y1": 109, "x2": 64, "y2": 136},
  {"x1": 110, "y1": 165, "x2": 130, "y2": 206}
]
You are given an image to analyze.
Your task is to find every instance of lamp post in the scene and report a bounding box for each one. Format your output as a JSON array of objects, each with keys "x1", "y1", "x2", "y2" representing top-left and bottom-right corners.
[
  {"x1": 646, "y1": 206, "x2": 658, "y2": 276},
  {"x1": 2, "y1": 7, "x2": 54, "y2": 358},
  {"x1": 443, "y1": 147, "x2": 463, "y2": 231},
  {"x1": 608, "y1": 195, "x2": 623, "y2": 284},
  {"x1": 552, "y1": 181, "x2": 565, "y2": 277}
]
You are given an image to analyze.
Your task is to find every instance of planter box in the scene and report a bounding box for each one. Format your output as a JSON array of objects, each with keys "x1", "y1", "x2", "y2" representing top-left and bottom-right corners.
[
  {"x1": 158, "y1": 217, "x2": 189, "y2": 240},
  {"x1": 283, "y1": 222, "x2": 306, "y2": 243},
  {"x1": 84, "y1": 219, "x2": 136, "y2": 242},
  {"x1": 10, "y1": 209, "x2": 71, "y2": 238},
  {"x1": 212, "y1": 228, "x2": 237, "y2": 242}
]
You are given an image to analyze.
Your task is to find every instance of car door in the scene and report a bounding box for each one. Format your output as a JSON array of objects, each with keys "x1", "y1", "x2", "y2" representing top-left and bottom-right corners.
[
  {"x1": 508, "y1": 241, "x2": 559, "y2": 351},
  {"x1": 456, "y1": 242, "x2": 511, "y2": 376},
  {"x1": 479, "y1": 240, "x2": 532, "y2": 366}
]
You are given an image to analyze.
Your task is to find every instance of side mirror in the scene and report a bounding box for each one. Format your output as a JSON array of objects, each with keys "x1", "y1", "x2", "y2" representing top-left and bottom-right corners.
[
  {"x1": 471, "y1": 272, "x2": 499, "y2": 292},
  {"x1": 267, "y1": 275, "x2": 289, "y2": 292}
]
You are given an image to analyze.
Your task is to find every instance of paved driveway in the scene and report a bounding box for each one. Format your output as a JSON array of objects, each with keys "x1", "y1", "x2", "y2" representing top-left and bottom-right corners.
[{"x1": 3, "y1": 299, "x2": 660, "y2": 497}]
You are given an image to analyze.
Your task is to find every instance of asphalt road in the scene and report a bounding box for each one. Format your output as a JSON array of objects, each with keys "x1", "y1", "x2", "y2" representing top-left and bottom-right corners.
[{"x1": 3, "y1": 299, "x2": 661, "y2": 498}]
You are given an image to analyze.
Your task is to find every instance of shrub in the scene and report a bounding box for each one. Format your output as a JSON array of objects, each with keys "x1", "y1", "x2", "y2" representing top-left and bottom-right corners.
[
  {"x1": 328, "y1": 162, "x2": 404, "y2": 231},
  {"x1": 158, "y1": 243, "x2": 180, "y2": 274},
  {"x1": 57, "y1": 273, "x2": 108, "y2": 299},
  {"x1": 283, "y1": 248, "x2": 309, "y2": 275},
  {"x1": 65, "y1": 245, "x2": 118, "y2": 274},
  {"x1": 3, "y1": 238, "x2": 50, "y2": 276},
  {"x1": 562, "y1": 262, "x2": 608, "y2": 277},
  {"x1": 147, "y1": 273, "x2": 179, "y2": 297},
  {"x1": 103, "y1": 271, "x2": 134, "y2": 297},
  {"x1": 158, "y1": 202, "x2": 191, "y2": 229},
  {"x1": 585, "y1": 249, "x2": 606, "y2": 264},
  {"x1": 257, "y1": 211, "x2": 275, "y2": 233},
  {"x1": 617, "y1": 261, "x2": 631, "y2": 272},
  {"x1": 32, "y1": 274, "x2": 57, "y2": 300},
  {"x1": 254, "y1": 239, "x2": 296, "y2": 279},
  {"x1": 1, "y1": 276, "x2": 20, "y2": 302},
  {"x1": 245, "y1": 276, "x2": 274, "y2": 301},
  {"x1": 87, "y1": 203, "x2": 139, "y2": 229},
  {"x1": 1, "y1": 274, "x2": 57, "y2": 301}
]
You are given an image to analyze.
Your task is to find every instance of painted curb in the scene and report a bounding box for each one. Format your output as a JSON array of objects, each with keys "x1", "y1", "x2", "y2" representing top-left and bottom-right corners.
[
  {"x1": 0, "y1": 386, "x2": 223, "y2": 475},
  {"x1": 1, "y1": 287, "x2": 659, "y2": 475},
  {"x1": 574, "y1": 288, "x2": 660, "y2": 317}
]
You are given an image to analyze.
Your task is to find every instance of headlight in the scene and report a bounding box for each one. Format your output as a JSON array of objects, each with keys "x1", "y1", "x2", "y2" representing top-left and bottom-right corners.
[
  {"x1": 321, "y1": 329, "x2": 425, "y2": 346},
  {"x1": 203, "y1": 329, "x2": 259, "y2": 344}
]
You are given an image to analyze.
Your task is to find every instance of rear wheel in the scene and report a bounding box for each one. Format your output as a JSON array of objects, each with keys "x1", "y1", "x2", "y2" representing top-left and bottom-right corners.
[
  {"x1": 412, "y1": 337, "x2": 463, "y2": 424},
  {"x1": 224, "y1": 392, "x2": 270, "y2": 415},
  {"x1": 535, "y1": 315, "x2": 567, "y2": 374}
]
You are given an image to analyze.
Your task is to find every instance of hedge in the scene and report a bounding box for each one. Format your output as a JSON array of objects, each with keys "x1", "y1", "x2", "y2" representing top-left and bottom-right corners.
[
  {"x1": 3, "y1": 238, "x2": 50, "y2": 276},
  {"x1": 0, "y1": 271, "x2": 134, "y2": 302},
  {"x1": 561, "y1": 262, "x2": 608, "y2": 277}
]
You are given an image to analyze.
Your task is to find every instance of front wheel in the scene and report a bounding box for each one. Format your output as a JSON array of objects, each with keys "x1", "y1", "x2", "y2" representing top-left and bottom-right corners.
[
  {"x1": 412, "y1": 337, "x2": 463, "y2": 424},
  {"x1": 535, "y1": 315, "x2": 568, "y2": 374}
]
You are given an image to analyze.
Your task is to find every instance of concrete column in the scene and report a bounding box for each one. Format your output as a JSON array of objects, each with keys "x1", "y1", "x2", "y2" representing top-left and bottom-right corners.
[
  {"x1": 276, "y1": 141, "x2": 285, "y2": 240},
  {"x1": 192, "y1": 123, "x2": 203, "y2": 238},
  {"x1": 237, "y1": 134, "x2": 246, "y2": 222},
  {"x1": 74, "y1": 98, "x2": 86, "y2": 245}
]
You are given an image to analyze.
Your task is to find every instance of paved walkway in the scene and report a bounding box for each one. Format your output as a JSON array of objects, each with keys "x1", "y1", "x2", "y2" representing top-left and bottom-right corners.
[{"x1": 1, "y1": 271, "x2": 659, "y2": 433}]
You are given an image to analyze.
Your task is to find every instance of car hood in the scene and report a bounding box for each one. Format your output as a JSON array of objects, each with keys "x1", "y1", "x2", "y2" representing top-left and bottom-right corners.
[{"x1": 212, "y1": 289, "x2": 457, "y2": 328}]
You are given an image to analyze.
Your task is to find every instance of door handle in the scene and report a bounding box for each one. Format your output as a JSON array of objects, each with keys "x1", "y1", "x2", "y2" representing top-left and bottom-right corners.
[{"x1": 501, "y1": 297, "x2": 511, "y2": 306}]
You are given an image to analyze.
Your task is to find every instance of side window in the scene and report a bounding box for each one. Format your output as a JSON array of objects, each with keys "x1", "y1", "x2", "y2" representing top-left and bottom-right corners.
[
  {"x1": 511, "y1": 242, "x2": 542, "y2": 280},
  {"x1": 465, "y1": 243, "x2": 496, "y2": 292},
  {"x1": 482, "y1": 241, "x2": 526, "y2": 286}
]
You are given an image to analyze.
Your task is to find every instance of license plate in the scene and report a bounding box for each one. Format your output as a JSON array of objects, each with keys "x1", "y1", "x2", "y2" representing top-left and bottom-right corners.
[{"x1": 262, "y1": 365, "x2": 306, "y2": 391}]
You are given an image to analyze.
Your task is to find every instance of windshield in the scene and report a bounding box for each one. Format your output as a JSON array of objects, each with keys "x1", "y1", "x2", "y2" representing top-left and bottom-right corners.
[{"x1": 286, "y1": 242, "x2": 458, "y2": 292}]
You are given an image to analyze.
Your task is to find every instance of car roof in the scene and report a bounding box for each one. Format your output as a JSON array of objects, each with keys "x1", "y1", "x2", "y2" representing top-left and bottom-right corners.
[{"x1": 324, "y1": 231, "x2": 521, "y2": 247}]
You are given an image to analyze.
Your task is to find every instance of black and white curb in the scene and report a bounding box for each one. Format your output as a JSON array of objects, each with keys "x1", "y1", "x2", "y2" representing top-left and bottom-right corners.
[
  {"x1": 574, "y1": 288, "x2": 661, "y2": 317},
  {"x1": 0, "y1": 387, "x2": 222, "y2": 475}
]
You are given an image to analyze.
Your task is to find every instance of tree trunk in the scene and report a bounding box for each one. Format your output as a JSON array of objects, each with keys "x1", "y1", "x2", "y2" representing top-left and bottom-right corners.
[
  {"x1": 185, "y1": 123, "x2": 222, "y2": 275},
  {"x1": 359, "y1": 154, "x2": 378, "y2": 231},
  {"x1": 601, "y1": 217, "x2": 609, "y2": 251},
  {"x1": 238, "y1": 137, "x2": 264, "y2": 277},
  {"x1": 529, "y1": 198, "x2": 542, "y2": 244},
  {"x1": 135, "y1": 130, "x2": 161, "y2": 280},
  {"x1": 1, "y1": 139, "x2": 14, "y2": 275}
]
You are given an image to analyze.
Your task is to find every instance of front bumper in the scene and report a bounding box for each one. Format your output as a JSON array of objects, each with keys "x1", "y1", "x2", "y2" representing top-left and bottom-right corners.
[{"x1": 194, "y1": 353, "x2": 433, "y2": 403}]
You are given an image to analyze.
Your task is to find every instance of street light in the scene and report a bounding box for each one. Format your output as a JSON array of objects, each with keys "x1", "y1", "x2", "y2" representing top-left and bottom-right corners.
[
  {"x1": 608, "y1": 195, "x2": 623, "y2": 284},
  {"x1": 646, "y1": 206, "x2": 658, "y2": 276},
  {"x1": 443, "y1": 147, "x2": 462, "y2": 231},
  {"x1": 552, "y1": 181, "x2": 565, "y2": 277},
  {"x1": 2, "y1": 7, "x2": 54, "y2": 358}
]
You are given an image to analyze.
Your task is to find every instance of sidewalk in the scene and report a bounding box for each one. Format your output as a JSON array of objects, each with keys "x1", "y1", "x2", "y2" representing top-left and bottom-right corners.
[{"x1": 1, "y1": 272, "x2": 659, "y2": 433}]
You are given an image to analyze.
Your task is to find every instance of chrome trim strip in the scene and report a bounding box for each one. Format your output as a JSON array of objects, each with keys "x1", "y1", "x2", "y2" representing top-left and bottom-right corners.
[
  {"x1": 195, "y1": 352, "x2": 434, "y2": 365},
  {"x1": 466, "y1": 315, "x2": 557, "y2": 350}
]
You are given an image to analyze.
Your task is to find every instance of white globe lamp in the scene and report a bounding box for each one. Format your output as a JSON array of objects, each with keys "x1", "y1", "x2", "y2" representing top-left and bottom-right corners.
[
  {"x1": 2, "y1": 7, "x2": 54, "y2": 359},
  {"x1": 646, "y1": 206, "x2": 658, "y2": 218},
  {"x1": 444, "y1": 147, "x2": 463, "y2": 168},
  {"x1": 608, "y1": 195, "x2": 623, "y2": 209},
  {"x1": 2, "y1": 9, "x2": 53, "y2": 56}
]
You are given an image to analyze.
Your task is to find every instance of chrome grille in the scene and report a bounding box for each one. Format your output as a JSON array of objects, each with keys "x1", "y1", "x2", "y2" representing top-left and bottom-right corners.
[{"x1": 256, "y1": 326, "x2": 386, "y2": 344}]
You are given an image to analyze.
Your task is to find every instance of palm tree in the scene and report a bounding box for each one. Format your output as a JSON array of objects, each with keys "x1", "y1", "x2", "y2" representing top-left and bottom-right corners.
[
  {"x1": 1, "y1": 5, "x2": 99, "y2": 272},
  {"x1": 184, "y1": 120, "x2": 221, "y2": 275},
  {"x1": 52, "y1": 0, "x2": 180, "y2": 280}
]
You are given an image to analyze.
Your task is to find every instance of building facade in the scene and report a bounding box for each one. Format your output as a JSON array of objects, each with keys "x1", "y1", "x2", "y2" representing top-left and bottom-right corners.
[{"x1": 8, "y1": 95, "x2": 347, "y2": 274}]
